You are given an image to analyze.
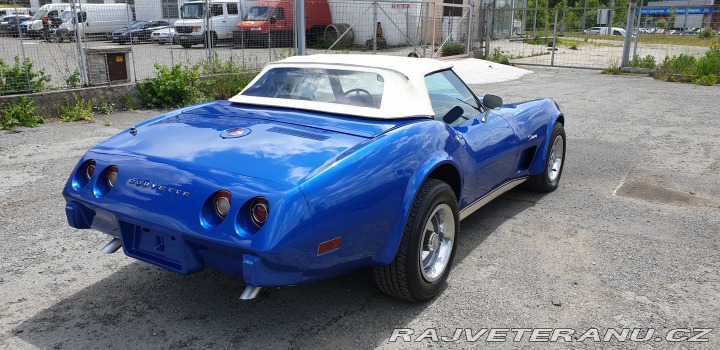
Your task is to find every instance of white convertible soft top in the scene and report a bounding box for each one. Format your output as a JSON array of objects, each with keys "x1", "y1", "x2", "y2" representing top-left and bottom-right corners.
[{"x1": 229, "y1": 54, "x2": 454, "y2": 119}]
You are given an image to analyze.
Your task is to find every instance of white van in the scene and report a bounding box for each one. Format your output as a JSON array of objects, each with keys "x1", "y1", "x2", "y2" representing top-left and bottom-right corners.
[
  {"x1": 0, "y1": 7, "x2": 31, "y2": 17},
  {"x1": 583, "y1": 26, "x2": 627, "y2": 37},
  {"x1": 174, "y1": 0, "x2": 244, "y2": 48},
  {"x1": 56, "y1": 3, "x2": 133, "y2": 37},
  {"x1": 23, "y1": 3, "x2": 75, "y2": 37}
]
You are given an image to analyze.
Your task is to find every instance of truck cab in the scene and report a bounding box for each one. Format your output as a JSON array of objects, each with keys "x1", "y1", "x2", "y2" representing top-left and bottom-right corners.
[
  {"x1": 236, "y1": 0, "x2": 331, "y2": 48},
  {"x1": 174, "y1": 0, "x2": 243, "y2": 48}
]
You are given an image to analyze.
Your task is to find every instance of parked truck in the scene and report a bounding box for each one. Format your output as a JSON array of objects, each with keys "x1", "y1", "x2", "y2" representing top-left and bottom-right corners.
[
  {"x1": 54, "y1": 4, "x2": 134, "y2": 40},
  {"x1": 235, "y1": 0, "x2": 331, "y2": 47},
  {"x1": 174, "y1": 0, "x2": 245, "y2": 48},
  {"x1": 22, "y1": 3, "x2": 70, "y2": 38}
]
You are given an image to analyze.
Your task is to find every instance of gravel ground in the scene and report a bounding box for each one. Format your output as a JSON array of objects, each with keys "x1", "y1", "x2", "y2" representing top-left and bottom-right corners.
[{"x1": 1, "y1": 67, "x2": 718, "y2": 349}]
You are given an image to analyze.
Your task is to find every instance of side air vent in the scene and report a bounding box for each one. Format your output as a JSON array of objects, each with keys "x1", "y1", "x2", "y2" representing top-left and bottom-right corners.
[{"x1": 266, "y1": 126, "x2": 330, "y2": 141}]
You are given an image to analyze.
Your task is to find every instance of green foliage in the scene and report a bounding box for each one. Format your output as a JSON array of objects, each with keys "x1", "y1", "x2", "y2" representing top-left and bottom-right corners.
[
  {"x1": 693, "y1": 74, "x2": 717, "y2": 86},
  {"x1": 273, "y1": 48, "x2": 293, "y2": 61},
  {"x1": 488, "y1": 47, "x2": 511, "y2": 65},
  {"x1": 104, "y1": 119, "x2": 112, "y2": 126},
  {"x1": 119, "y1": 94, "x2": 136, "y2": 110},
  {"x1": 139, "y1": 58, "x2": 255, "y2": 108},
  {"x1": 138, "y1": 63, "x2": 205, "y2": 109},
  {"x1": 655, "y1": 54, "x2": 697, "y2": 82},
  {"x1": 656, "y1": 19, "x2": 666, "y2": 29},
  {"x1": 630, "y1": 55, "x2": 656, "y2": 69},
  {"x1": 698, "y1": 28, "x2": 716, "y2": 39},
  {"x1": 601, "y1": 60, "x2": 621, "y2": 74},
  {"x1": 66, "y1": 70, "x2": 81, "y2": 88},
  {"x1": 59, "y1": 94, "x2": 94, "y2": 122},
  {"x1": 194, "y1": 57, "x2": 255, "y2": 100},
  {"x1": 94, "y1": 102, "x2": 114, "y2": 115},
  {"x1": 653, "y1": 46, "x2": 720, "y2": 85},
  {"x1": 0, "y1": 56, "x2": 51, "y2": 95},
  {"x1": 526, "y1": 36, "x2": 550, "y2": 46},
  {"x1": 0, "y1": 97, "x2": 43, "y2": 129},
  {"x1": 441, "y1": 42, "x2": 465, "y2": 57},
  {"x1": 568, "y1": 42, "x2": 579, "y2": 50}
]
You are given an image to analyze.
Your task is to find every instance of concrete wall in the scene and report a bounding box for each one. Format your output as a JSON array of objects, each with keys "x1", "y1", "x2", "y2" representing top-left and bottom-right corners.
[{"x1": 0, "y1": 83, "x2": 142, "y2": 119}]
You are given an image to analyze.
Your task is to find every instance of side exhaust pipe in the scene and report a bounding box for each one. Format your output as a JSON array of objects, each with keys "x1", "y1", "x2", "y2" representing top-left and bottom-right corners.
[
  {"x1": 101, "y1": 238, "x2": 122, "y2": 254},
  {"x1": 240, "y1": 285, "x2": 261, "y2": 300}
]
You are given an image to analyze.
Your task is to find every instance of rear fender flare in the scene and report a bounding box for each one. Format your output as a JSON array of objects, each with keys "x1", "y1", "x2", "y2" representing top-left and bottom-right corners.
[{"x1": 375, "y1": 156, "x2": 462, "y2": 265}]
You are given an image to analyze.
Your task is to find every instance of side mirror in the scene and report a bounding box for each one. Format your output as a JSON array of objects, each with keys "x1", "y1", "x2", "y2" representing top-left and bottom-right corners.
[
  {"x1": 270, "y1": 17, "x2": 277, "y2": 24},
  {"x1": 442, "y1": 105, "x2": 464, "y2": 124},
  {"x1": 482, "y1": 94, "x2": 503, "y2": 109}
]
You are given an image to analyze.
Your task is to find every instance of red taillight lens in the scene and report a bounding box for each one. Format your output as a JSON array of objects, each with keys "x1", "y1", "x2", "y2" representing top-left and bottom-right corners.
[
  {"x1": 250, "y1": 197, "x2": 269, "y2": 227},
  {"x1": 107, "y1": 166, "x2": 118, "y2": 188},
  {"x1": 214, "y1": 190, "x2": 232, "y2": 219},
  {"x1": 85, "y1": 160, "x2": 96, "y2": 180}
]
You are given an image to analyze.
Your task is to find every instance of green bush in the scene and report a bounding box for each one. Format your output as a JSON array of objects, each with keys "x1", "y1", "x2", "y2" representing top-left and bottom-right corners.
[
  {"x1": 139, "y1": 59, "x2": 256, "y2": 108},
  {"x1": 0, "y1": 56, "x2": 51, "y2": 95},
  {"x1": 194, "y1": 57, "x2": 255, "y2": 100},
  {"x1": 655, "y1": 54, "x2": 697, "y2": 82},
  {"x1": 488, "y1": 47, "x2": 511, "y2": 65},
  {"x1": 138, "y1": 63, "x2": 206, "y2": 109},
  {"x1": 441, "y1": 42, "x2": 465, "y2": 57},
  {"x1": 601, "y1": 60, "x2": 621, "y2": 74},
  {"x1": 94, "y1": 102, "x2": 114, "y2": 115},
  {"x1": 0, "y1": 97, "x2": 44, "y2": 129},
  {"x1": 59, "y1": 94, "x2": 94, "y2": 122},
  {"x1": 694, "y1": 74, "x2": 717, "y2": 86},
  {"x1": 698, "y1": 27, "x2": 717, "y2": 39},
  {"x1": 630, "y1": 55, "x2": 656, "y2": 69}
]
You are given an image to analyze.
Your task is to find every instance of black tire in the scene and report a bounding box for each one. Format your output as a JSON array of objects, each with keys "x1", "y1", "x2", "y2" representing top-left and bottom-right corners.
[
  {"x1": 181, "y1": 43, "x2": 192, "y2": 49},
  {"x1": 204, "y1": 32, "x2": 217, "y2": 48},
  {"x1": 373, "y1": 179, "x2": 459, "y2": 302},
  {"x1": 526, "y1": 122, "x2": 566, "y2": 192}
]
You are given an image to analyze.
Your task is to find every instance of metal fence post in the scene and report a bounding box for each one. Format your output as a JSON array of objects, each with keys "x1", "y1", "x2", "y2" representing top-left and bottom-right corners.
[
  {"x1": 484, "y1": 6, "x2": 491, "y2": 58},
  {"x1": 632, "y1": 8, "x2": 641, "y2": 64},
  {"x1": 72, "y1": 3, "x2": 89, "y2": 86},
  {"x1": 372, "y1": 1, "x2": 378, "y2": 54},
  {"x1": 621, "y1": 2, "x2": 635, "y2": 68},
  {"x1": 15, "y1": 0, "x2": 31, "y2": 92},
  {"x1": 551, "y1": 9, "x2": 558, "y2": 66},
  {"x1": 465, "y1": 5, "x2": 473, "y2": 55},
  {"x1": 295, "y1": 0, "x2": 306, "y2": 55}
]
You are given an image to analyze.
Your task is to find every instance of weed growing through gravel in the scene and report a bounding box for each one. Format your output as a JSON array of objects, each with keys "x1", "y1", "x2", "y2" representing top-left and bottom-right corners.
[
  {"x1": 59, "y1": 94, "x2": 94, "y2": 122},
  {"x1": 0, "y1": 97, "x2": 44, "y2": 129}
]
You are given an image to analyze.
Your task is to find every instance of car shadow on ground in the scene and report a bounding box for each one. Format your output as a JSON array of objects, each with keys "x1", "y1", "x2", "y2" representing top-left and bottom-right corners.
[{"x1": 14, "y1": 188, "x2": 539, "y2": 349}]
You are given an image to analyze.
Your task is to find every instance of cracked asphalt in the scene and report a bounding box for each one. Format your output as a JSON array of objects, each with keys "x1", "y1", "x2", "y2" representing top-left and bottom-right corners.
[{"x1": 1, "y1": 67, "x2": 718, "y2": 349}]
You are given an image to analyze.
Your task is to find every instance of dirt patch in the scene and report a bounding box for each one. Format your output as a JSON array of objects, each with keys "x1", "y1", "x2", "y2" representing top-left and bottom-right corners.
[{"x1": 615, "y1": 168, "x2": 717, "y2": 207}]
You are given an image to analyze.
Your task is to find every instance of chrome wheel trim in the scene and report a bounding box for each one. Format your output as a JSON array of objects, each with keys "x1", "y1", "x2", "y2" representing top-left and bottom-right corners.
[
  {"x1": 547, "y1": 134, "x2": 564, "y2": 183},
  {"x1": 420, "y1": 203, "x2": 455, "y2": 282}
]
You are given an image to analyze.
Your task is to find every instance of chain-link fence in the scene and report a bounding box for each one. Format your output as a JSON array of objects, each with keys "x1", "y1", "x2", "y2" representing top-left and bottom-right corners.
[
  {"x1": 479, "y1": 3, "x2": 720, "y2": 70},
  {"x1": 1, "y1": 0, "x2": 477, "y2": 96}
]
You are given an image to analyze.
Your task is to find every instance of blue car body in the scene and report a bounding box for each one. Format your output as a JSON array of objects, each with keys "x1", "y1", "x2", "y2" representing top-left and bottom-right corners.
[{"x1": 63, "y1": 55, "x2": 564, "y2": 299}]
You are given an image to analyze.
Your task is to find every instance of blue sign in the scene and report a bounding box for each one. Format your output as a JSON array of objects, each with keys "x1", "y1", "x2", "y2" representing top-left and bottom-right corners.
[{"x1": 637, "y1": 7, "x2": 717, "y2": 15}]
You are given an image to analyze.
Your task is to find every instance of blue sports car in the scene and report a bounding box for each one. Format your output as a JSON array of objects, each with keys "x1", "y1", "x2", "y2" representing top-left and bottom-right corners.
[{"x1": 63, "y1": 54, "x2": 565, "y2": 302}]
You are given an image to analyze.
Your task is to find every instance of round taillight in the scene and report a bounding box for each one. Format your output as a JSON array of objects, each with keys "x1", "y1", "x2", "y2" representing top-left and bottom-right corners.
[
  {"x1": 250, "y1": 197, "x2": 269, "y2": 227},
  {"x1": 107, "y1": 166, "x2": 118, "y2": 188},
  {"x1": 85, "y1": 160, "x2": 96, "y2": 180},
  {"x1": 214, "y1": 190, "x2": 232, "y2": 219}
]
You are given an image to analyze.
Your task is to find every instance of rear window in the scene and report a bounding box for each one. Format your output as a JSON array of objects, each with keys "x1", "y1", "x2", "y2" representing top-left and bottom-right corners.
[{"x1": 242, "y1": 67, "x2": 384, "y2": 109}]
